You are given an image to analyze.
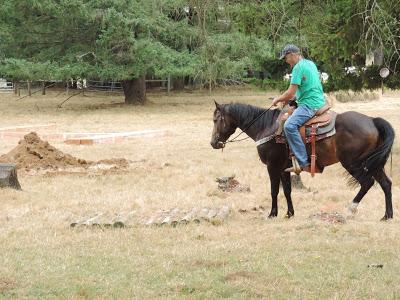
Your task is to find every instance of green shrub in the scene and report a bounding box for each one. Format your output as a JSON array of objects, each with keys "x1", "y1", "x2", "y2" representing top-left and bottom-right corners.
[
  {"x1": 386, "y1": 72, "x2": 400, "y2": 90},
  {"x1": 323, "y1": 73, "x2": 362, "y2": 92},
  {"x1": 363, "y1": 65, "x2": 381, "y2": 90}
]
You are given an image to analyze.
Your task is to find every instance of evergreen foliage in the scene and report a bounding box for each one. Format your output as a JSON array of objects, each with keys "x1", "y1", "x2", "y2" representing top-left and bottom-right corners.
[{"x1": 0, "y1": 0, "x2": 399, "y2": 101}]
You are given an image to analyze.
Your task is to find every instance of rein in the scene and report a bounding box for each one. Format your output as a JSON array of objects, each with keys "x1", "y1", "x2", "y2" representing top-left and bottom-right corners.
[{"x1": 221, "y1": 103, "x2": 275, "y2": 147}]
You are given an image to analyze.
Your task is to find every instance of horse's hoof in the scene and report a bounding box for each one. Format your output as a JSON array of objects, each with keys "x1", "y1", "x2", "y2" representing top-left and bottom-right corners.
[
  {"x1": 348, "y1": 202, "x2": 358, "y2": 215},
  {"x1": 380, "y1": 215, "x2": 393, "y2": 221},
  {"x1": 285, "y1": 212, "x2": 294, "y2": 219},
  {"x1": 267, "y1": 214, "x2": 277, "y2": 219}
]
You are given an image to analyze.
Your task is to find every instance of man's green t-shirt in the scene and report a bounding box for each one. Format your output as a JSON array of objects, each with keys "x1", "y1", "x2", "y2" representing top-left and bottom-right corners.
[{"x1": 290, "y1": 59, "x2": 325, "y2": 109}]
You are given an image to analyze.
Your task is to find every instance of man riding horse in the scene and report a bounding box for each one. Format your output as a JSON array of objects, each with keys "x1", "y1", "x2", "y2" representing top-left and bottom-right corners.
[
  {"x1": 210, "y1": 44, "x2": 394, "y2": 220},
  {"x1": 272, "y1": 44, "x2": 325, "y2": 173}
]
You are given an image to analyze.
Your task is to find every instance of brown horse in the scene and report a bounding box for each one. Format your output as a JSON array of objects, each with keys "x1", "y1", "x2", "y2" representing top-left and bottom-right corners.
[{"x1": 210, "y1": 101, "x2": 395, "y2": 220}]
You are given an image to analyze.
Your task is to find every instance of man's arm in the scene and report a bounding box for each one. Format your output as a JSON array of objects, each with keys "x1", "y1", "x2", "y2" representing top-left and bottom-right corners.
[{"x1": 272, "y1": 84, "x2": 298, "y2": 106}]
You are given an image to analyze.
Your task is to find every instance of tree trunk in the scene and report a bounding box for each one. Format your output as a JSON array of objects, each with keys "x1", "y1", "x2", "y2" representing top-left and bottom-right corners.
[
  {"x1": 298, "y1": 0, "x2": 304, "y2": 44},
  {"x1": 42, "y1": 81, "x2": 46, "y2": 95},
  {"x1": 122, "y1": 76, "x2": 147, "y2": 104},
  {"x1": 173, "y1": 77, "x2": 185, "y2": 90},
  {"x1": 0, "y1": 163, "x2": 22, "y2": 190},
  {"x1": 374, "y1": 48, "x2": 384, "y2": 66}
]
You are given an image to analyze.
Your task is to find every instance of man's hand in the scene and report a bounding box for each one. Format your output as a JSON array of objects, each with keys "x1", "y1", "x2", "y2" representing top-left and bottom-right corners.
[
  {"x1": 272, "y1": 97, "x2": 281, "y2": 106},
  {"x1": 271, "y1": 84, "x2": 298, "y2": 107}
]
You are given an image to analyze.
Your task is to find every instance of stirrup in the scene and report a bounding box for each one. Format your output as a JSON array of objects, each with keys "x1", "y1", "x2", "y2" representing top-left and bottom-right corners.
[{"x1": 290, "y1": 156, "x2": 302, "y2": 175}]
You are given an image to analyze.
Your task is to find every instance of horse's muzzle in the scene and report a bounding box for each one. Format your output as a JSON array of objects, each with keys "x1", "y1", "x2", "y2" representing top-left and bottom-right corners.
[{"x1": 210, "y1": 140, "x2": 225, "y2": 149}]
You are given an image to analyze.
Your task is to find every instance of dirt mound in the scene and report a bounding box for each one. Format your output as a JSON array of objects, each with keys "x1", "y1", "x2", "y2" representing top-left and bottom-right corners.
[
  {"x1": 0, "y1": 132, "x2": 129, "y2": 172},
  {"x1": 0, "y1": 132, "x2": 90, "y2": 170}
]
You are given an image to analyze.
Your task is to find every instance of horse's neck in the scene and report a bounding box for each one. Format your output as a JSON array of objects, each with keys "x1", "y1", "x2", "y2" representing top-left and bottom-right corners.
[{"x1": 230, "y1": 104, "x2": 274, "y2": 141}]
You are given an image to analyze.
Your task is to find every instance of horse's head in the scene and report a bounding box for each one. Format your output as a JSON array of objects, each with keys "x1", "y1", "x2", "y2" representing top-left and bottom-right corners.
[{"x1": 210, "y1": 101, "x2": 237, "y2": 149}]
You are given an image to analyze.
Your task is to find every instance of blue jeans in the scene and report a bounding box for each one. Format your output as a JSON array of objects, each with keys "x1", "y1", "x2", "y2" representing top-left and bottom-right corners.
[{"x1": 284, "y1": 105, "x2": 318, "y2": 167}]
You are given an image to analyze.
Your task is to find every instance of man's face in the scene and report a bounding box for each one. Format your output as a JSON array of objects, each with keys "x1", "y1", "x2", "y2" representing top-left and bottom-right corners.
[{"x1": 284, "y1": 53, "x2": 296, "y2": 67}]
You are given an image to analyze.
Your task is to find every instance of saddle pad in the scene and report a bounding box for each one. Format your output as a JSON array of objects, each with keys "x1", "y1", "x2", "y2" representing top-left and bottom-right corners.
[
  {"x1": 255, "y1": 109, "x2": 337, "y2": 147},
  {"x1": 306, "y1": 111, "x2": 337, "y2": 136},
  {"x1": 275, "y1": 129, "x2": 336, "y2": 145}
]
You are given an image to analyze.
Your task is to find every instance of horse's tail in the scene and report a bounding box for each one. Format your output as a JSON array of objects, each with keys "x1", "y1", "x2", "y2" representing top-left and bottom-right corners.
[{"x1": 350, "y1": 117, "x2": 395, "y2": 185}]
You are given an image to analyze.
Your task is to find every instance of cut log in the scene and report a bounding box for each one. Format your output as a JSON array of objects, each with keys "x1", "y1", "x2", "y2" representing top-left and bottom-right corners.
[
  {"x1": 206, "y1": 209, "x2": 218, "y2": 220},
  {"x1": 214, "y1": 205, "x2": 230, "y2": 220},
  {"x1": 70, "y1": 213, "x2": 104, "y2": 227},
  {"x1": 193, "y1": 208, "x2": 209, "y2": 223},
  {"x1": 0, "y1": 163, "x2": 22, "y2": 190},
  {"x1": 180, "y1": 207, "x2": 199, "y2": 224},
  {"x1": 112, "y1": 212, "x2": 134, "y2": 228}
]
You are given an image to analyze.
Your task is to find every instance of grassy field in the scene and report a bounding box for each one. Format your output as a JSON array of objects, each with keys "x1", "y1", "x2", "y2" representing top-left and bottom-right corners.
[{"x1": 1, "y1": 87, "x2": 400, "y2": 299}]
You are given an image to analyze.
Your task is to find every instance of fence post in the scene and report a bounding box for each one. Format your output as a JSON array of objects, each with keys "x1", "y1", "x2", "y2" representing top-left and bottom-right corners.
[
  {"x1": 167, "y1": 75, "x2": 171, "y2": 95},
  {"x1": 28, "y1": 81, "x2": 31, "y2": 96},
  {"x1": 82, "y1": 79, "x2": 85, "y2": 96},
  {"x1": 42, "y1": 81, "x2": 46, "y2": 95}
]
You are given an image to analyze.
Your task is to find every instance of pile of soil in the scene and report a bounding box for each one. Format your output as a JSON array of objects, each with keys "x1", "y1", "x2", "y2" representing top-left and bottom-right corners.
[{"x1": 0, "y1": 132, "x2": 129, "y2": 171}]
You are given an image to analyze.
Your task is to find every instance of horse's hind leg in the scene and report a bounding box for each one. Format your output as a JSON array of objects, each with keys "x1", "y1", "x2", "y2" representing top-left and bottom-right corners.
[
  {"x1": 374, "y1": 169, "x2": 393, "y2": 220},
  {"x1": 347, "y1": 177, "x2": 374, "y2": 216},
  {"x1": 280, "y1": 171, "x2": 294, "y2": 218}
]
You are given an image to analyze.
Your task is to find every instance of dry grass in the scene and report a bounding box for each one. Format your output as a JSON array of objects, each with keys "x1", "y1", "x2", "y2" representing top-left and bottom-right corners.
[
  {"x1": 1, "y1": 87, "x2": 400, "y2": 299},
  {"x1": 330, "y1": 90, "x2": 381, "y2": 103}
]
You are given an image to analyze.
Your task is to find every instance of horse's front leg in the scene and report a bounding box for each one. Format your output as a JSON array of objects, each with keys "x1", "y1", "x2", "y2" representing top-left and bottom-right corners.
[
  {"x1": 267, "y1": 166, "x2": 280, "y2": 218},
  {"x1": 280, "y1": 171, "x2": 294, "y2": 218}
]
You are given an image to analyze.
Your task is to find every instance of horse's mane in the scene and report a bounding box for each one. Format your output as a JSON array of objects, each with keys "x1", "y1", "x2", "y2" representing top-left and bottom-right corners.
[{"x1": 226, "y1": 103, "x2": 281, "y2": 132}]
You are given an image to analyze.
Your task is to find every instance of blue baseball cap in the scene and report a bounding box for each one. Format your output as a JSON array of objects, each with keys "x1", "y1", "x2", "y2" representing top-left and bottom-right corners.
[{"x1": 279, "y1": 44, "x2": 300, "y2": 59}]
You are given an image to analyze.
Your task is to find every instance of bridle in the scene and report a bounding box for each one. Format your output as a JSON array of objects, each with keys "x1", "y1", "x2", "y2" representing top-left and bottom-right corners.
[{"x1": 216, "y1": 103, "x2": 275, "y2": 148}]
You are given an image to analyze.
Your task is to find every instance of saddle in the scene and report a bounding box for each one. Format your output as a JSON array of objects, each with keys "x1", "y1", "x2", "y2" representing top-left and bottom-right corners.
[
  {"x1": 276, "y1": 103, "x2": 336, "y2": 140},
  {"x1": 256, "y1": 103, "x2": 337, "y2": 177}
]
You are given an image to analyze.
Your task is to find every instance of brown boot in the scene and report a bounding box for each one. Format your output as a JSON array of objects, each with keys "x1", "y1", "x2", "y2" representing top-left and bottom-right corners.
[
  {"x1": 284, "y1": 165, "x2": 311, "y2": 174},
  {"x1": 284, "y1": 166, "x2": 301, "y2": 174}
]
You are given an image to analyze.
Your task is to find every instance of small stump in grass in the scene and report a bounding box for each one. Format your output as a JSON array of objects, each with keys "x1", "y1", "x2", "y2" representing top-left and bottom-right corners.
[
  {"x1": 216, "y1": 175, "x2": 250, "y2": 192},
  {"x1": 291, "y1": 174, "x2": 306, "y2": 189},
  {"x1": 0, "y1": 163, "x2": 22, "y2": 190}
]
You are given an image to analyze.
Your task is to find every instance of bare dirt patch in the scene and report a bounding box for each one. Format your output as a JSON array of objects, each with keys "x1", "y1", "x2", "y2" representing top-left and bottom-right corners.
[
  {"x1": 225, "y1": 271, "x2": 256, "y2": 282},
  {"x1": 0, "y1": 132, "x2": 130, "y2": 173},
  {"x1": 190, "y1": 259, "x2": 228, "y2": 268},
  {"x1": 0, "y1": 277, "x2": 17, "y2": 293},
  {"x1": 309, "y1": 212, "x2": 347, "y2": 224}
]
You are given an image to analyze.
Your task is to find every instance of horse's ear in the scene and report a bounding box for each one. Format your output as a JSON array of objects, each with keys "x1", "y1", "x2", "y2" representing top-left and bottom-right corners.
[{"x1": 214, "y1": 100, "x2": 221, "y2": 110}]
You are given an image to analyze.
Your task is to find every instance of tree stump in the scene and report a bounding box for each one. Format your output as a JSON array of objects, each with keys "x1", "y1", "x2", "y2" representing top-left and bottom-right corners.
[
  {"x1": 0, "y1": 163, "x2": 22, "y2": 190},
  {"x1": 291, "y1": 174, "x2": 306, "y2": 189}
]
